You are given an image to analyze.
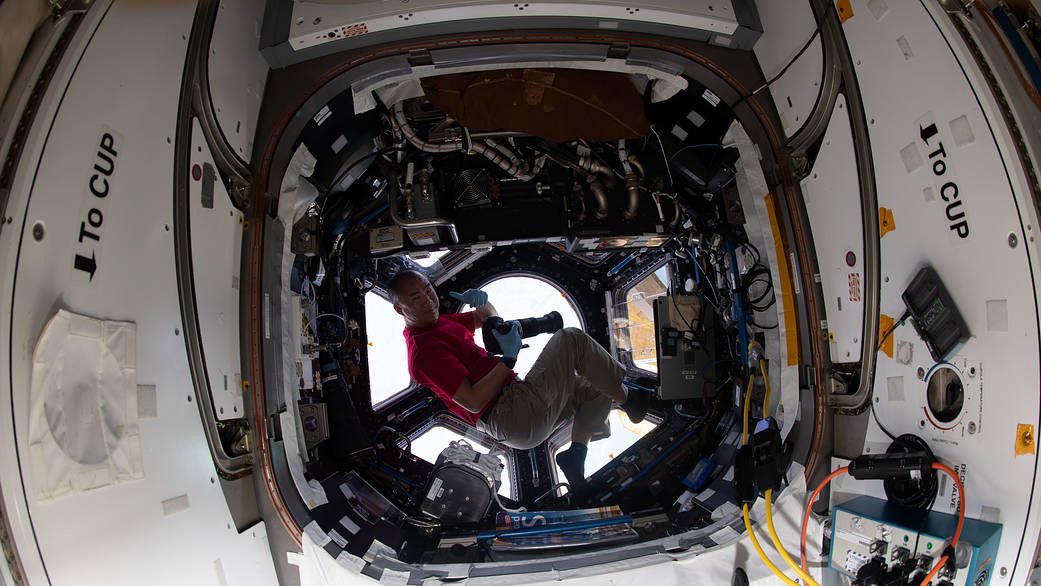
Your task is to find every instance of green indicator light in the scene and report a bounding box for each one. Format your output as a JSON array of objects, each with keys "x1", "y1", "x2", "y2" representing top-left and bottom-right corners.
[
  {"x1": 903, "y1": 535, "x2": 909, "y2": 543},
  {"x1": 927, "y1": 543, "x2": 933, "y2": 550}
]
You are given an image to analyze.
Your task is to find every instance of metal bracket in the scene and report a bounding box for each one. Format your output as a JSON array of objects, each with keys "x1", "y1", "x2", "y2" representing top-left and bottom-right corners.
[
  {"x1": 607, "y1": 43, "x2": 631, "y2": 60},
  {"x1": 408, "y1": 49, "x2": 434, "y2": 67},
  {"x1": 48, "y1": 0, "x2": 92, "y2": 19},
  {"x1": 788, "y1": 150, "x2": 810, "y2": 176},
  {"x1": 267, "y1": 413, "x2": 282, "y2": 441},
  {"x1": 937, "y1": 0, "x2": 973, "y2": 16},
  {"x1": 229, "y1": 179, "x2": 252, "y2": 211}
]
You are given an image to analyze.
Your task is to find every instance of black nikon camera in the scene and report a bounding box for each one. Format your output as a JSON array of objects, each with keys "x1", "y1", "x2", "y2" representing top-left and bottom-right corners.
[{"x1": 481, "y1": 311, "x2": 564, "y2": 355}]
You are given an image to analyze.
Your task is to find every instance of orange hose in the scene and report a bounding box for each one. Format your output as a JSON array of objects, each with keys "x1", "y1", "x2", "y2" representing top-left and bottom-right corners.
[
  {"x1": 800, "y1": 467, "x2": 849, "y2": 571},
  {"x1": 799, "y1": 462, "x2": 966, "y2": 586},
  {"x1": 918, "y1": 463, "x2": 965, "y2": 586}
]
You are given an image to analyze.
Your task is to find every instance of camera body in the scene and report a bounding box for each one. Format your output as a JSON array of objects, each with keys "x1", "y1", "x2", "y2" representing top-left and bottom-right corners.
[{"x1": 481, "y1": 311, "x2": 564, "y2": 355}]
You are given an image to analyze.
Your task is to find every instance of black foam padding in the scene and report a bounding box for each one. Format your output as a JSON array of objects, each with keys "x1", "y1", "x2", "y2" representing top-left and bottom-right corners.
[{"x1": 420, "y1": 464, "x2": 492, "y2": 523}]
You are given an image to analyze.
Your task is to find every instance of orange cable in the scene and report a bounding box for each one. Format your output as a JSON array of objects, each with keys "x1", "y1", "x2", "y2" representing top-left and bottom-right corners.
[
  {"x1": 799, "y1": 462, "x2": 966, "y2": 586},
  {"x1": 918, "y1": 463, "x2": 965, "y2": 586},
  {"x1": 800, "y1": 467, "x2": 849, "y2": 571}
]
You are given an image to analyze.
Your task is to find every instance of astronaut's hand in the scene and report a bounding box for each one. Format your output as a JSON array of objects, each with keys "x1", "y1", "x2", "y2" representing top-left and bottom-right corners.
[
  {"x1": 449, "y1": 289, "x2": 488, "y2": 307},
  {"x1": 492, "y1": 321, "x2": 522, "y2": 359}
]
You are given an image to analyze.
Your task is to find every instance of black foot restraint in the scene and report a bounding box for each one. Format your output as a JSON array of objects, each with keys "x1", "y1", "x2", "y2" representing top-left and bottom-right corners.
[{"x1": 555, "y1": 443, "x2": 588, "y2": 488}]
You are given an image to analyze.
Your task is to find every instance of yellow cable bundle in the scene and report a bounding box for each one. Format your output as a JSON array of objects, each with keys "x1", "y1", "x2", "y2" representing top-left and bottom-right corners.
[
  {"x1": 742, "y1": 504, "x2": 801, "y2": 586},
  {"x1": 741, "y1": 370, "x2": 755, "y2": 445},
  {"x1": 759, "y1": 359, "x2": 771, "y2": 418},
  {"x1": 765, "y1": 489, "x2": 820, "y2": 586},
  {"x1": 740, "y1": 352, "x2": 820, "y2": 586}
]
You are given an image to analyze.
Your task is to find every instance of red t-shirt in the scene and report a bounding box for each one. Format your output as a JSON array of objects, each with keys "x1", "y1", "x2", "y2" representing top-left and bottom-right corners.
[{"x1": 404, "y1": 312, "x2": 513, "y2": 426}]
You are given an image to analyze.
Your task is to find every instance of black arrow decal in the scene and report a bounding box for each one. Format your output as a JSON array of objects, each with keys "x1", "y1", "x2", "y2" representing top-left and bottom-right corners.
[
  {"x1": 74, "y1": 251, "x2": 97, "y2": 281},
  {"x1": 919, "y1": 122, "x2": 939, "y2": 145}
]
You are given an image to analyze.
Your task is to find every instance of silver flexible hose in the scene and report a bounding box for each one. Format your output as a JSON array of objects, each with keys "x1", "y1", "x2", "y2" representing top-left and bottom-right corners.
[{"x1": 392, "y1": 103, "x2": 534, "y2": 180}]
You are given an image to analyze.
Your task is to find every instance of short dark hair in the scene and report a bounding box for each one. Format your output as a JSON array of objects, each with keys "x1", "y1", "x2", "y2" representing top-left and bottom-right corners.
[{"x1": 387, "y1": 269, "x2": 427, "y2": 304}]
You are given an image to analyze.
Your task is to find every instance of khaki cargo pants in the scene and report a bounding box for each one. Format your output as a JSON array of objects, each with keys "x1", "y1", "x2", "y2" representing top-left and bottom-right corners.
[{"x1": 477, "y1": 328, "x2": 624, "y2": 450}]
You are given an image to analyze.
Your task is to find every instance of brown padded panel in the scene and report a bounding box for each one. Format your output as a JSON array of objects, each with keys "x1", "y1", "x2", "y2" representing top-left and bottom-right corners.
[{"x1": 421, "y1": 68, "x2": 648, "y2": 143}]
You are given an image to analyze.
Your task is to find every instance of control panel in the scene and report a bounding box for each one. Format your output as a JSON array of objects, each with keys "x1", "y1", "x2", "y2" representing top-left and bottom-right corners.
[{"x1": 830, "y1": 496, "x2": 1001, "y2": 586}]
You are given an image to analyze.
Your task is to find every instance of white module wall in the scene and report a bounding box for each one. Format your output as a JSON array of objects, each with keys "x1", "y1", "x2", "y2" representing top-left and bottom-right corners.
[
  {"x1": 838, "y1": 1, "x2": 1041, "y2": 583},
  {"x1": 209, "y1": 0, "x2": 269, "y2": 163},
  {"x1": 189, "y1": 119, "x2": 246, "y2": 422},
  {"x1": 753, "y1": 0, "x2": 824, "y2": 138},
  {"x1": 800, "y1": 95, "x2": 865, "y2": 363},
  {"x1": 0, "y1": 2, "x2": 277, "y2": 584}
]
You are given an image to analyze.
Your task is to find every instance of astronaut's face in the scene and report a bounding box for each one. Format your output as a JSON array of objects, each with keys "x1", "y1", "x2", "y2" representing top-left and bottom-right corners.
[{"x1": 394, "y1": 274, "x2": 439, "y2": 327}]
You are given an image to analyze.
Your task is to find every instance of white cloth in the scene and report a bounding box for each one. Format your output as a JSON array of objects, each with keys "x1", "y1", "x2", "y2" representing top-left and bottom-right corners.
[{"x1": 29, "y1": 309, "x2": 142, "y2": 500}]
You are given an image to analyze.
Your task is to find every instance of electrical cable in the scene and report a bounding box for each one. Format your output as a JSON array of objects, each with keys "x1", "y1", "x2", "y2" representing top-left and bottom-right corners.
[
  {"x1": 493, "y1": 488, "x2": 526, "y2": 513},
  {"x1": 301, "y1": 278, "x2": 317, "y2": 302},
  {"x1": 799, "y1": 461, "x2": 964, "y2": 586},
  {"x1": 743, "y1": 505, "x2": 802, "y2": 586},
  {"x1": 870, "y1": 402, "x2": 898, "y2": 441},
  {"x1": 741, "y1": 370, "x2": 756, "y2": 445},
  {"x1": 487, "y1": 448, "x2": 526, "y2": 513},
  {"x1": 917, "y1": 462, "x2": 965, "y2": 586},
  {"x1": 800, "y1": 466, "x2": 850, "y2": 572},
  {"x1": 730, "y1": 2, "x2": 835, "y2": 111},
  {"x1": 759, "y1": 358, "x2": 771, "y2": 418},
  {"x1": 667, "y1": 143, "x2": 724, "y2": 163},
  {"x1": 742, "y1": 264, "x2": 776, "y2": 311},
  {"x1": 405, "y1": 515, "x2": 447, "y2": 529},
  {"x1": 884, "y1": 435, "x2": 939, "y2": 511},
  {"x1": 752, "y1": 346, "x2": 824, "y2": 586},
  {"x1": 741, "y1": 347, "x2": 807, "y2": 586},
  {"x1": 690, "y1": 243, "x2": 702, "y2": 286},
  {"x1": 648, "y1": 126, "x2": 675, "y2": 187},
  {"x1": 765, "y1": 489, "x2": 820, "y2": 586},
  {"x1": 533, "y1": 482, "x2": 571, "y2": 504},
  {"x1": 877, "y1": 309, "x2": 912, "y2": 350},
  {"x1": 671, "y1": 289, "x2": 697, "y2": 331},
  {"x1": 695, "y1": 252, "x2": 723, "y2": 309},
  {"x1": 318, "y1": 147, "x2": 404, "y2": 217},
  {"x1": 376, "y1": 426, "x2": 411, "y2": 453},
  {"x1": 673, "y1": 403, "x2": 702, "y2": 420},
  {"x1": 303, "y1": 312, "x2": 350, "y2": 349}
]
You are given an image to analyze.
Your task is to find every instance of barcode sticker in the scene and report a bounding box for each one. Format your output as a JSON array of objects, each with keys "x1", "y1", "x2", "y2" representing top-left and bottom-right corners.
[{"x1": 426, "y1": 477, "x2": 443, "y2": 501}]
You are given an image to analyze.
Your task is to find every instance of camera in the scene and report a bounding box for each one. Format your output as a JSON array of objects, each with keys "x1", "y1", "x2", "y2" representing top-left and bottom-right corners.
[{"x1": 482, "y1": 311, "x2": 564, "y2": 355}]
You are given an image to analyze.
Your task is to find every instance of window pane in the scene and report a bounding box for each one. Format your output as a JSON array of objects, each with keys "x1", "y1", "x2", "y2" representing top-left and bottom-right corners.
[
  {"x1": 553, "y1": 409, "x2": 657, "y2": 485},
  {"x1": 614, "y1": 266, "x2": 670, "y2": 373},
  {"x1": 462, "y1": 276, "x2": 583, "y2": 378},
  {"x1": 411, "y1": 426, "x2": 512, "y2": 497},
  {"x1": 411, "y1": 250, "x2": 449, "y2": 268},
  {"x1": 364, "y1": 292, "x2": 413, "y2": 405}
]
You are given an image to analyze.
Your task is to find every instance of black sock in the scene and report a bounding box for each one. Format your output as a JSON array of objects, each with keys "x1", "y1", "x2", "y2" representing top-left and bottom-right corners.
[
  {"x1": 622, "y1": 391, "x2": 646, "y2": 423},
  {"x1": 555, "y1": 443, "x2": 588, "y2": 487}
]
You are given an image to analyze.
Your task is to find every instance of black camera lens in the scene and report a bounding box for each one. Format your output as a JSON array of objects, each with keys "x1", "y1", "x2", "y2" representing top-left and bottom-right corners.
[
  {"x1": 482, "y1": 311, "x2": 564, "y2": 355},
  {"x1": 514, "y1": 311, "x2": 563, "y2": 338}
]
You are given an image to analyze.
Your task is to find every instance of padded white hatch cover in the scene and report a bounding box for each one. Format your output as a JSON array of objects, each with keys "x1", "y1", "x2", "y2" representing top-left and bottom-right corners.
[{"x1": 29, "y1": 309, "x2": 142, "y2": 500}]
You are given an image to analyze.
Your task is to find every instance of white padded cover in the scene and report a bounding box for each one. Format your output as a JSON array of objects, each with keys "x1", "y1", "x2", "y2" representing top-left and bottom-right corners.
[{"x1": 29, "y1": 309, "x2": 142, "y2": 500}]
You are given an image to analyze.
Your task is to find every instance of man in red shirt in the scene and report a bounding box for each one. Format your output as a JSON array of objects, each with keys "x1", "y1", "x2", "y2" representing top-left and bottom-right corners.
[{"x1": 389, "y1": 269, "x2": 645, "y2": 489}]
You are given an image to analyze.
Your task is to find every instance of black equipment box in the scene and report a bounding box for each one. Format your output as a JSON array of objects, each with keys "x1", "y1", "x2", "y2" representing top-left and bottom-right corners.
[
  {"x1": 901, "y1": 266, "x2": 969, "y2": 362},
  {"x1": 421, "y1": 464, "x2": 493, "y2": 523},
  {"x1": 653, "y1": 296, "x2": 716, "y2": 400}
]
